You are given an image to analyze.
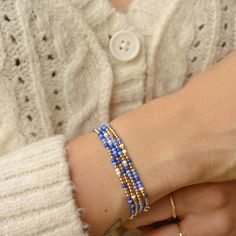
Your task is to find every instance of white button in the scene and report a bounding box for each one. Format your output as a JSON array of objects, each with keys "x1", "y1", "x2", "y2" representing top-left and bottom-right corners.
[{"x1": 109, "y1": 30, "x2": 141, "y2": 62}]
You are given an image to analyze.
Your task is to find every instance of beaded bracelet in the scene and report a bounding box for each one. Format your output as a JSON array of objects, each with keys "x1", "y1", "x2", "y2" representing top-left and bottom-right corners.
[{"x1": 93, "y1": 124, "x2": 150, "y2": 219}]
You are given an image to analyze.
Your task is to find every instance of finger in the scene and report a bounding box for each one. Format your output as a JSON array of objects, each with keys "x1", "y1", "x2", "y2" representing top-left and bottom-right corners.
[
  {"x1": 124, "y1": 182, "x2": 236, "y2": 229},
  {"x1": 124, "y1": 188, "x2": 189, "y2": 229},
  {"x1": 140, "y1": 223, "x2": 179, "y2": 236},
  {"x1": 178, "y1": 212, "x2": 233, "y2": 236},
  {"x1": 124, "y1": 184, "x2": 211, "y2": 229}
]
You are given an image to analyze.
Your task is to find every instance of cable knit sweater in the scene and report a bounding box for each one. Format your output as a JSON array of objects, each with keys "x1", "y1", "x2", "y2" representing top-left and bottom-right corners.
[{"x1": 0, "y1": 0, "x2": 235, "y2": 235}]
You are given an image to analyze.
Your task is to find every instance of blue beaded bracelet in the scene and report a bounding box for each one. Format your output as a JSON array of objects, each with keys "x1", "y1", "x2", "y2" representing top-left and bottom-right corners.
[{"x1": 93, "y1": 124, "x2": 150, "y2": 219}]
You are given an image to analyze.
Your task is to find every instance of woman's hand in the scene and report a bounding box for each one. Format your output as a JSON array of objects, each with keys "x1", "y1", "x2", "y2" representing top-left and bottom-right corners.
[{"x1": 123, "y1": 181, "x2": 236, "y2": 236}]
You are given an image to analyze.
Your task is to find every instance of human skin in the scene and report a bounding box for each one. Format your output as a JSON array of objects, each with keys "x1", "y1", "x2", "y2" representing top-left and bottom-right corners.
[
  {"x1": 66, "y1": 50, "x2": 236, "y2": 235},
  {"x1": 108, "y1": 1, "x2": 236, "y2": 235},
  {"x1": 124, "y1": 181, "x2": 236, "y2": 236},
  {"x1": 108, "y1": 0, "x2": 133, "y2": 12}
]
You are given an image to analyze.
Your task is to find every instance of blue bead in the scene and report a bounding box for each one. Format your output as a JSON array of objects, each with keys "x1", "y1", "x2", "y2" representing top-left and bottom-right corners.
[
  {"x1": 121, "y1": 169, "x2": 126, "y2": 174},
  {"x1": 128, "y1": 173, "x2": 132, "y2": 177},
  {"x1": 138, "y1": 184, "x2": 142, "y2": 188},
  {"x1": 127, "y1": 159, "x2": 132, "y2": 163},
  {"x1": 118, "y1": 151, "x2": 122, "y2": 155},
  {"x1": 101, "y1": 125, "x2": 108, "y2": 131},
  {"x1": 117, "y1": 160, "x2": 122, "y2": 164},
  {"x1": 125, "y1": 166, "x2": 130, "y2": 171},
  {"x1": 133, "y1": 186, "x2": 138, "y2": 190},
  {"x1": 122, "y1": 183, "x2": 126, "y2": 188},
  {"x1": 128, "y1": 197, "x2": 132, "y2": 201},
  {"x1": 136, "y1": 181, "x2": 141, "y2": 184}
]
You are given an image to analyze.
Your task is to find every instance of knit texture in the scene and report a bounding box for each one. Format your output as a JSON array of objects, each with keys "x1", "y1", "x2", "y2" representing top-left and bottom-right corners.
[
  {"x1": 0, "y1": 136, "x2": 86, "y2": 235},
  {"x1": 0, "y1": 0, "x2": 235, "y2": 235}
]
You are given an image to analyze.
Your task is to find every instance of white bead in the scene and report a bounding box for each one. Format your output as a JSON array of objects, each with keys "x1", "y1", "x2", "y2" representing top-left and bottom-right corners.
[
  {"x1": 122, "y1": 150, "x2": 127, "y2": 154},
  {"x1": 122, "y1": 160, "x2": 128, "y2": 167},
  {"x1": 108, "y1": 140, "x2": 112, "y2": 144},
  {"x1": 139, "y1": 187, "x2": 144, "y2": 191}
]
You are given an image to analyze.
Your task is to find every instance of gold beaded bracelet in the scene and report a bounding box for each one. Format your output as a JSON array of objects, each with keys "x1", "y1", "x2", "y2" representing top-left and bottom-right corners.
[{"x1": 93, "y1": 124, "x2": 150, "y2": 219}]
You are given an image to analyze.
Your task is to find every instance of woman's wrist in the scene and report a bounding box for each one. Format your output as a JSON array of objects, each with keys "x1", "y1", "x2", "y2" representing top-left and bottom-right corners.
[
  {"x1": 110, "y1": 92, "x2": 203, "y2": 202},
  {"x1": 66, "y1": 132, "x2": 130, "y2": 236},
  {"x1": 65, "y1": 91, "x2": 203, "y2": 235}
]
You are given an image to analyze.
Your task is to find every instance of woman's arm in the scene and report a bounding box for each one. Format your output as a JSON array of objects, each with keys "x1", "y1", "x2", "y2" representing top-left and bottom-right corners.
[
  {"x1": 66, "y1": 50, "x2": 236, "y2": 235},
  {"x1": 66, "y1": 91, "x2": 201, "y2": 235}
]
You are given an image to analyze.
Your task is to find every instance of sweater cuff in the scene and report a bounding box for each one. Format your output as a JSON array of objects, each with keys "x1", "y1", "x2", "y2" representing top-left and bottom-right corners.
[{"x1": 0, "y1": 135, "x2": 86, "y2": 236}]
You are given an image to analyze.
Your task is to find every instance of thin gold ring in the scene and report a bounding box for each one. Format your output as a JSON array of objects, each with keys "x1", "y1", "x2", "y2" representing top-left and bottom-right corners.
[
  {"x1": 177, "y1": 222, "x2": 184, "y2": 236},
  {"x1": 169, "y1": 194, "x2": 177, "y2": 219}
]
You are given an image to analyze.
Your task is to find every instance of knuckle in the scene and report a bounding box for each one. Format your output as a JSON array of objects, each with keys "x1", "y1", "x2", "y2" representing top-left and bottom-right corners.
[{"x1": 208, "y1": 185, "x2": 229, "y2": 209}]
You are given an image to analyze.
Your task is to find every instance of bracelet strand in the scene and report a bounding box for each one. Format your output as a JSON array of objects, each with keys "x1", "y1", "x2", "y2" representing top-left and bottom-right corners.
[{"x1": 93, "y1": 124, "x2": 150, "y2": 219}]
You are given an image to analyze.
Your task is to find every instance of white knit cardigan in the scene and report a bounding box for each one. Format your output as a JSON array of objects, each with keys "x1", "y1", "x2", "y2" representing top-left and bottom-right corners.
[{"x1": 0, "y1": 0, "x2": 235, "y2": 235}]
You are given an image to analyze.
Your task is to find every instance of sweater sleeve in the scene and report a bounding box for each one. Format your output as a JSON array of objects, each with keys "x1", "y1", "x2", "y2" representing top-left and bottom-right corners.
[{"x1": 0, "y1": 135, "x2": 86, "y2": 236}]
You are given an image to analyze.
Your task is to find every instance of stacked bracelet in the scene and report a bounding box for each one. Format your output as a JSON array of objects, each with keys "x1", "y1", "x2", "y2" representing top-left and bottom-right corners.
[{"x1": 93, "y1": 124, "x2": 150, "y2": 219}]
